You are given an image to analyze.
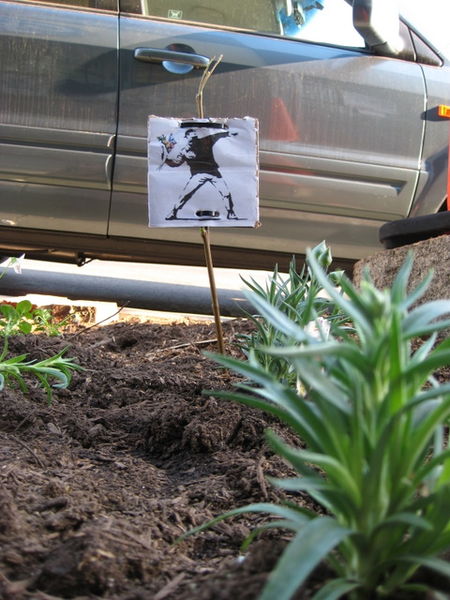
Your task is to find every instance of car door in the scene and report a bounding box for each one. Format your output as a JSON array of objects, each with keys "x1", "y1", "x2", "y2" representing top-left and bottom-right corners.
[
  {"x1": 0, "y1": 0, "x2": 118, "y2": 236},
  {"x1": 110, "y1": 0, "x2": 426, "y2": 261}
]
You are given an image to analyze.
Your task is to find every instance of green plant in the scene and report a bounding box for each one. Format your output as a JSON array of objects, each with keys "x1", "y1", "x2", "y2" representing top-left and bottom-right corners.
[
  {"x1": 0, "y1": 348, "x2": 83, "y2": 404},
  {"x1": 0, "y1": 311, "x2": 83, "y2": 403},
  {"x1": 238, "y1": 241, "x2": 347, "y2": 387},
  {"x1": 0, "y1": 300, "x2": 70, "y2": 336},
  {"x1": 187, "y1": 250, "x2": 450, "y2": 599},
  {"x1": 0, "y1": 259, "x2": 80, "y2": 402},
  {"x1": 32, "y1": 307, "x2": 72, "y2": 336},
  {"x1": 0, "y1": 300, "x2": 37, "y2": 335}
]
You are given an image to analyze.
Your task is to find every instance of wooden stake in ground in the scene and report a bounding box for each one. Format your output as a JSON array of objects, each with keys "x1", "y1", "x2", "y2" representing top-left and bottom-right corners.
[
  {"x1": 196, "y1": 56, "x2": 225, "y2": 354},
  {"x1": 201, "y1": 226, "x2": 224, "y2": 354}
]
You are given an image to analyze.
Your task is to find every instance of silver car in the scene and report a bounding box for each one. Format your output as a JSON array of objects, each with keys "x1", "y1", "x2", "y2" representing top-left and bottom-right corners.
[{"x1": 0, "y1": 0, "x2": 448, "y2": 271}]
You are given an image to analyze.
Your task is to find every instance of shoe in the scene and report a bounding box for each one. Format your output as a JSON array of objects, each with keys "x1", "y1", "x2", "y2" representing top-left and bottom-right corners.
[
  {"x1": 196, "y1": 210, "x2": 220, "y2": 218},
  {"x1": 227, "y1": 209, "x2": 239, "y2": 219},
  {"x1": 165, "y1": 211, "x2": 178, "y2": 220}
]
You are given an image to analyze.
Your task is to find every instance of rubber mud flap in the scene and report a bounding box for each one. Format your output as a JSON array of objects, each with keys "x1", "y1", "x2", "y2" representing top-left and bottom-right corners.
[{"x1": 379, "y1": 212, "x2": 450, "y2": 249}]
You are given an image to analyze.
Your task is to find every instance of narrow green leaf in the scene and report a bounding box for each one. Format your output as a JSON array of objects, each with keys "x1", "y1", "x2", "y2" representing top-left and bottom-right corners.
[
  {"x1": 239, "y1": 274, "x2": 267, "y2": 297},
  {"x1": 390, "y1": 252, "x2": 414, "y2": 305},
  {"x1": 259, "y1": 517, "x2": 350, "y2": 600},
  {"x1": 240, "y1": 520, "x2": 304, "y2": 552},
  {"x1": 295, "y1": 450, "x2": 361, "y2": 508},
  {"x1": 267, "y1": 398, "x2": 345, "y2": 457},
  {"x1": 407, "y1": 403, "x2": 450, "y2": 476},
  {"x1": 403, "y1": 300, "x2": 450, "y2": 338},
  {"x1": 290, "y1": 360, "x2": 350, "y2": 415},
  {"x1": 180, "y1": 502, "x2": 312, "y2": 541},
  {"x1": 29, "y1": 367, "x2": 69, "y2": 388},
  {"x1": 410, "y1": 334, "x2": 438, "y2": 366},
  {"x1": 265, "y1": 430, "x2": 324, "y2": 477},
  {"x1": 243, "y1": 290, "x2": 312, "y2": 343},
  {"x1": 413, "y1": 449, "x2": 450, "y2": 485},
  {"x1": 405, "y1": 350, "x2": 450, "y2": 381},
  {"x1": 312, "y1": 578, "x2": 360, "y2": 600},
  {"x1": 306, "y1": 249, "x2": 372, "y2": 335},
  {"x1": 207, "y1": 389, "x2": 310, "y2": 441},
  {"x1": 2, "y1": 353, "x2": 29, "y2": 364},
  {"x1": 267, "y1": 476, "x2": 330, "y2": 492},
  {"x1": 205, "y1": 351, "x2": 288, "y2": 391},
  {"x1": 399, "y1": 555, "x2": 450, "y2": 579},
  {"x1": 399, "y1": 269, "x2": 434, "y2": 312},
  {"x1": 374, "y1": 512, "x2": 433, "y2": 533}
]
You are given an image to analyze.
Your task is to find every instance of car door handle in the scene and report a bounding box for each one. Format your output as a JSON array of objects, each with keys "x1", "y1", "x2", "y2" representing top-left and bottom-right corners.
[{"x1": 134, "y1": 48, "x2": 210, "y2": 68}]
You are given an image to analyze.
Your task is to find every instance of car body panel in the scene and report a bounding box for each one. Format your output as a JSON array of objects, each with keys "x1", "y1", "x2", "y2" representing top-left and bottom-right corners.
[
  {"x1": 0, "y1": 0, "x2": 448, "y2": 269},
  {"x1": 0, "y1": 1, "x2": 118, "y2": 234},
  {"x1": 410, "y1": 61, "x2": 450, "y2": 217},
  {"x1": 109, "y1": 15, "x2": 426, "y2": 259}
]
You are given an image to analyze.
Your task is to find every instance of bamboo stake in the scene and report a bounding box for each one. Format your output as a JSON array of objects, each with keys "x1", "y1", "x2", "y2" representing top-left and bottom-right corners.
[
  {"x1": 201, "y1": 226, "x2": 225, "y2": 354},
  {"x1": 196, "y1": 56, "x2": 225, "y2": 354}
]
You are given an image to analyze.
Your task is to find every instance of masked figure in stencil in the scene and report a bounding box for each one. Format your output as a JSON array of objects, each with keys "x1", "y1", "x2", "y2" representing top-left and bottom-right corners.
[{"x1": 160, "y1": 127, "x2": 238, "y2": 220}]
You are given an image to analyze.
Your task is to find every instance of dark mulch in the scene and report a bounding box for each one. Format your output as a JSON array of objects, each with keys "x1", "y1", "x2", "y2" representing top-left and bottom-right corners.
[
  {"x1": 1, "y1": 317, "x2": 449, "y2": 600},
  {"x1": 0, "y1": 318, "x2": 318, "y2": 600}
]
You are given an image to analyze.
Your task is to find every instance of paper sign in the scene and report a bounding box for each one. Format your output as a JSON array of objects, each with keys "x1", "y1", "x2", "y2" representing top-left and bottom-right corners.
[{"x1": 148, "y1": 116, "x2": 259, "y2": 227}]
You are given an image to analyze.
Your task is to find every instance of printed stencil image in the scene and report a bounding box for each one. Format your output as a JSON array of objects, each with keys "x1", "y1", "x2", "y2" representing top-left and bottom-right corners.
[{"x1": 148, "y1": 117, "x2": 259, "y2": 227}]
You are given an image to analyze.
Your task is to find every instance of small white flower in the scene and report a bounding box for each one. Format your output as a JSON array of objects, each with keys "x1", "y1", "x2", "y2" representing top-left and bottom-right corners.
[
  {"x1": 11, "y1": 254, "x2": 25, "y2": 274},
  {"x1": 305, "y1": 316, "x2": 330, "y2": 340}
]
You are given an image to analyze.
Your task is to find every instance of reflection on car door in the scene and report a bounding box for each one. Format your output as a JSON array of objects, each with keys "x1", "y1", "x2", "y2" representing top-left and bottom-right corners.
[
  {"x1": 0, "y1": 0, "x2": 118, "y2": 235},
  {"x1": 110, "y1": 2, "x2": 426, "y2": 260}
]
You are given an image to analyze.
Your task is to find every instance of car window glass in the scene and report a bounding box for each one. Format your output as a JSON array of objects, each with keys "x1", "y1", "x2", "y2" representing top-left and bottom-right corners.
[
  {"x1": 16, "y1": 0, "x2": 117, "y2": 11},
  {"x1": 119, "y1": 0, "x2": 364, "y2": 48},
  {"x1": 282, "y1": 0, "x2": 365, "y2": 47}
]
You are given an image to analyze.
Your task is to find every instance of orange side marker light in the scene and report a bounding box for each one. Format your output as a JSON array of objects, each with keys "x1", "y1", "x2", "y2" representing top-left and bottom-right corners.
[{"x1": 438, "y1": 104, "x2": 450, "y2": 118}]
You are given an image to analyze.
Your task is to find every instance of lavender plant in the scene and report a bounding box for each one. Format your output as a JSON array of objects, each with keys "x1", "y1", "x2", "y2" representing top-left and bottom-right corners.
[
  {"x1": 238, "y1": 241, "x2": 347, "y2": 387},
  {"x1": 0, "y1": 275, "x2": 81, "y2": 402},
  {"x1": 188, "y1": 250, "x2": 450, "y2": 599},
  {"x1": 0, "y1": 348, "x2": 82, "y2": 404}
]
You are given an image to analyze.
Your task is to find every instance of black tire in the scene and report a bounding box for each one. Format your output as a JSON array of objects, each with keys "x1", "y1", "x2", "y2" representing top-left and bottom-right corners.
[{"x1": 379, "y1": 212, "x2": 450, "y2": 249}]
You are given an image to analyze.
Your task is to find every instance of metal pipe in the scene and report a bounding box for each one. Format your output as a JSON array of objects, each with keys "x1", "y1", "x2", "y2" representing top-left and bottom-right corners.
[{"x1": 0, "y1": 268, "x2": 252, "y2": 317}]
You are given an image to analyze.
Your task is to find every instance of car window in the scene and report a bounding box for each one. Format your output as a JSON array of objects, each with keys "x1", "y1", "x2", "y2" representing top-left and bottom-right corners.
[
  {"x1": 400, "y1": 0, "x2": 450, "y2": 60},
  {"x1": 119, "y1": 0, "x2": 280, "y2": 32},
  {"x1": 284, "y1": 0, "x2": 365, "y2": 47},
  {"x1": 15, "y1": 0, "x2": 117, "y2": 11},
  {"x1": 119, "y1": 0, "x2": 364, "y2": 48}
]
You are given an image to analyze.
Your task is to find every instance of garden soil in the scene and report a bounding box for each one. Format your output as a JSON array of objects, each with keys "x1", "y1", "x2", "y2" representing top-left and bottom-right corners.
[
  {"x1": 0, "y1": 316, "x2": 326, "y2": 600},
  {"x1": 2, "y1": 315, "x2": 449, "y2": 600}
]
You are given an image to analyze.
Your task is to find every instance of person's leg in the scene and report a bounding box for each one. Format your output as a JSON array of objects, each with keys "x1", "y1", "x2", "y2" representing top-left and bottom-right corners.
[
  {"x1": 166, "y1": 174, "x2": 211, "y2": 219},
  {"x1": 211, "y1": 177, "x2": 238, "y2": 219}
]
